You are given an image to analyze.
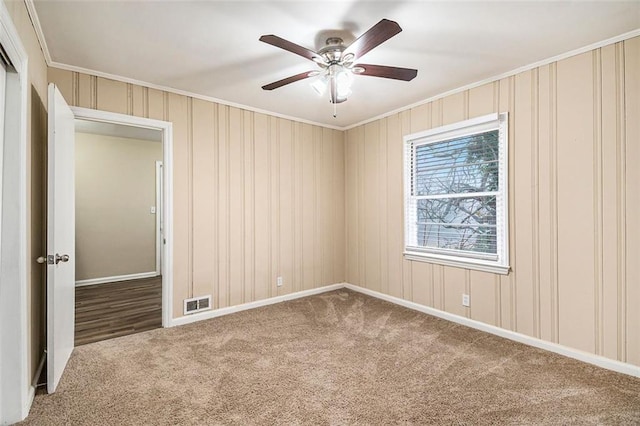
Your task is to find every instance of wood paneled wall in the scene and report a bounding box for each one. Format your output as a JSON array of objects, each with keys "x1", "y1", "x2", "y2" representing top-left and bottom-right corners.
[
  {"x1": 47, "y1": 36, "x2": 639, "y2": 368},
  {"x1": 48, "y1": 68, "x2": 346, "y2": 319},
  {"x1": 345, "y1": 37, "x2": 640, "y2": 367}
]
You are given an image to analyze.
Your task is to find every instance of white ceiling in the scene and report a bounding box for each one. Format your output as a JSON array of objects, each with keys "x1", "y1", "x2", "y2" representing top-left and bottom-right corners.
[{"x1": 33, "y1": 1, "x2": 640, "y2": 128}]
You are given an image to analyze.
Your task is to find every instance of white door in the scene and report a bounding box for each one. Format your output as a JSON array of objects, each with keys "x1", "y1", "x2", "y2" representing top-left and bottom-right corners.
[
  {"x1": 0, "y1": 60, "x2": 6, "y2": 261},
  {"x1": 46, "y1": 83, "x2": 75, "y2": 393},
  {"x1": 0, "y1": 60, "x2": 5, "y2": 422}
]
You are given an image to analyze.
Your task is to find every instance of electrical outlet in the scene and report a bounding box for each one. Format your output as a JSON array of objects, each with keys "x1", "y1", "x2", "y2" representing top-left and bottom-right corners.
[
  {"x1": 462, "y1": 293, "x2": 470, "y2": 307},
  {"x1": 276, "y1": 276, "x2": 283, "y2": 287}
]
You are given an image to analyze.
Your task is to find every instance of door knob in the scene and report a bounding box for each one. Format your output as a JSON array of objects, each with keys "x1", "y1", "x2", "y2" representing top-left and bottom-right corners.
[{"x1": 55, "y1": 254, "x2": 70, "y2": 264}]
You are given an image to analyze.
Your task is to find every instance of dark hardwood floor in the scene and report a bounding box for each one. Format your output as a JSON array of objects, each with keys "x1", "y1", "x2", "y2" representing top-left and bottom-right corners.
[{"x1": 75, "y1": 276, "x2": 162, "y2": 346}]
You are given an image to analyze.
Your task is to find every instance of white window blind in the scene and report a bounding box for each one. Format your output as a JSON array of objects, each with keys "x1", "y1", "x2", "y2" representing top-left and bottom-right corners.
[{"x1": 403, "y1": 113, "x2": 509, "y2": 274}]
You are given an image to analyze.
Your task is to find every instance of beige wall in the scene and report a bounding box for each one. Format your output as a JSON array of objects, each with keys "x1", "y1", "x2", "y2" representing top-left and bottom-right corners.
[
  {"x1": 49, "y1": 67, "x2": 346, "y2": 319},
  {"x1": 345, "y1": 37, "x2": 640, "y2": 367},
  {"x1": 5, "y1": 0, "x2": 636, "y2": 405},
  {"x1": 4, "y1": 0, "x2": 49, "y2": 385},
  {"x1": 43, "y1": 26, "x2": 640, "y2": 369},
  {"x1": 75, "y1": 132, "x2": 162, "y2": 281}
]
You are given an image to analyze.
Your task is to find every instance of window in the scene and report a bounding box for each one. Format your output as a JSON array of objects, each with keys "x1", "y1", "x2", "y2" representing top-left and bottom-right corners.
[{"x1": 403, "y1": 113, "x2": 509, "y2": 274}]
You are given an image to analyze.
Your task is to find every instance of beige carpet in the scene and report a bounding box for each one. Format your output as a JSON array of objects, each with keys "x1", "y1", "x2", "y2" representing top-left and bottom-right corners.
[{"x1": 21, "y1": 289, "x2": 640, "y2": 425}]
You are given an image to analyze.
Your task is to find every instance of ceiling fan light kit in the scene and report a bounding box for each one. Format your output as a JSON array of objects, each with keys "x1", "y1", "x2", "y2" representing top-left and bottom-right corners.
[{"x1": 260, "y1": 18, "x2": 418, "y2": 117}]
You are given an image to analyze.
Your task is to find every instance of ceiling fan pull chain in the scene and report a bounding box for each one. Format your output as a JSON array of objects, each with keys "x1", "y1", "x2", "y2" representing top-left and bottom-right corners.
[{"x1": 333, "y1": 100, "x2": 337, "y2": 118}]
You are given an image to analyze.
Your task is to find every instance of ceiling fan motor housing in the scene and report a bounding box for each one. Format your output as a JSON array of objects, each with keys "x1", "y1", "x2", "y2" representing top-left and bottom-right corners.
[{"x1": 318, "y1": 37, "x2": 346, "y2": 65}]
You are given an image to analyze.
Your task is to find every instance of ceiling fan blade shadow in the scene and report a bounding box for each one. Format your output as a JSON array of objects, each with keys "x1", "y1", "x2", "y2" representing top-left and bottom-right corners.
[
  {"x1": 168, "y1": 53, "x2": 293, "y2": 91},
  {"x1": 259, "y1": 35, "x2": 321, "y2": 62},
  {"x1": 343, "y1": 19, "x2": 402, "y2": 61},
  {"x1": 356, "y1": 64, "x2": 417, "y2": 81},
  {"x1": 262, "y1": 71, "x2": 316, "y2": 90}
]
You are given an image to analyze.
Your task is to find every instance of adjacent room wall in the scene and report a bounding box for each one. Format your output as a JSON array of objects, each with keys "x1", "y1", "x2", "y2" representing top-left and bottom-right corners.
[
  {"x1": 75, "y1": 132, "x2": 162, "y2": 281},
  {"x1": 49, "y1": 67, "x2": 346, "y2": 319},
  {"x1": 345, "y1": 36, "x2": 640, "y2": 367}
]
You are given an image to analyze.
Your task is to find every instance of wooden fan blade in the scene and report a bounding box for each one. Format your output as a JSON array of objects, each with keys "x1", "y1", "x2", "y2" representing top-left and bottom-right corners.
[
  {"x1": 355, "y1": 64, "x2": 417, "y2": 81},
  {"x1": 262, "y1": 71, "x2": 316, "y2": 90},
  {"x1": 259, "y1": 35, "x2": 322, "y2": 62},
  {"x1": 343, "y1": 19, "x2": 402, "y2": 61}
]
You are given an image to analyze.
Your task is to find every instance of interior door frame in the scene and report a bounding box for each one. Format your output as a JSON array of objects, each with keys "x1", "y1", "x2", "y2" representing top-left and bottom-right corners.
[
  {"x1": 0, "y1": 3, "x2": 30, "y2": 424},
  {"x1": 71, "y1": 107, "x2": 174, "y2": 327},
  {"x1": 155, "y1": 160, "x2": 163, "y2": 276}
]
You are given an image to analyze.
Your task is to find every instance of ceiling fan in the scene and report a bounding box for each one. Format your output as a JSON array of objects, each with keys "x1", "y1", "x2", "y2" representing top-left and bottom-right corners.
[{"x1": 259, "y1": 19, "x2": 418, "y2": 107}]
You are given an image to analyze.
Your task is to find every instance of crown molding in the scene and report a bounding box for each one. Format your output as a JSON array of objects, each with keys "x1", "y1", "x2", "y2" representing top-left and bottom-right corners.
[
  {"x1": 48, "y1": 60, "x2": 344, "y2": 130},
  {"x1": 24, "y1": 1, "x2": 343, "y2": 130},
  {"x1": 344, "y1": 28, "x2": 640, "y2": 130},
  {"x1": 24, "y1": 0, "x2": 639, "y2": 131},
  {"x1": 24, "y1": 0, "x2": 50, "y2": 64}
]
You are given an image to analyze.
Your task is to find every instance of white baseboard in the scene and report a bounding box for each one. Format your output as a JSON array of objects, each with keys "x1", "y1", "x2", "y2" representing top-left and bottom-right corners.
[
  {"x1": 170, "y1": 283, "x2": 345, "y2": 327},
  {"x1": 157, "y1": 279, "x2": 640, "y2": 378},
  {"x1": 75, "y1": 271, "x2": 159, "y2": 287},
  {"x1": 343, "y1": 283, "x2": 640, "y2": 378}
]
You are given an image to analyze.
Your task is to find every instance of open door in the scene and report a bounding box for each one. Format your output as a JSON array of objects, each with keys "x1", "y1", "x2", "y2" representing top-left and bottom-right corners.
[{"x1": 46, "y1": 83, "x2": 75, "y2": 393}]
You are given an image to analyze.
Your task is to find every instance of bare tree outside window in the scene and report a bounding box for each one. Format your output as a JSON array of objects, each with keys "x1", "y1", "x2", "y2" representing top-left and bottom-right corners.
[{"x1": 413, "y1": 130, "x2": 499, "y2": 255}]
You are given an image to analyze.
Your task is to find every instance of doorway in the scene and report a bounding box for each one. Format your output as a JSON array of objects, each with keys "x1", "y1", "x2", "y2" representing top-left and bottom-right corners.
[
  {"x1": 73, "y1": 120, "x2": 163, "y2": 345},
  {"x1": 40, "y1": 93, "x2": 174, "y2": 396},
  {"x1": 69, "y1": 107, "x2": 174, "y2": 335}
]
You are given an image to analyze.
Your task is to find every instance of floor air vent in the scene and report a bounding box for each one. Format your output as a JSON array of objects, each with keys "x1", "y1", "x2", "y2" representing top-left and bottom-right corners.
[{"x1": 183, "y1": 295, "x2": 212, "y2": 315}]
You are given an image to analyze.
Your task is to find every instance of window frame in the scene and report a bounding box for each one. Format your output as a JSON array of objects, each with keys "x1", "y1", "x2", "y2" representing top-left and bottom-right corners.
[{"x1": 403, "y1": 112, "x2": 510, "y2": 275}]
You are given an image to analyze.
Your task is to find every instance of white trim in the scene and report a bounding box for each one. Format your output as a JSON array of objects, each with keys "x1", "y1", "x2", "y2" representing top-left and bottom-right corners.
[
  {"x1": 0, "y1": 2, "x2": 30, "y2": 423},
  {"x1": 405, "y1": 113, "x2": 500, "y2": 143},
  {"x1": 70, "y1": 107, "x2": 174, "y2": 328},
  {"x1": 48, "y1": 29, "x2": 640, "y2": 132},
  {"x1": 403, "y1": 252, "x2": 510, "y2": 275},
  {"x1": 23, "y1": 0, "x2": 51, "y2": 64},
  {"x1": 344, "y1": 28, "x2": 640, "y2": 130},
  {"x1": 343, "y1": 284, "x2": 640, "y2": 378},
  {"x1": 0, "y1": 62, "x2": 6, "y2": 248},
  {"x1": 75, "y1": 271, "x2": 159, "y2": 287},
  {"x1": 0, "y1": 61, "x2": 5, "y2": 385},
  {"x1": 167, "y1": 280, "x2": 640, "y2": 377},
  {"x1": 52, "y1": 61, "x2": 343, "y2": 131},
  {"x1": 71, "y1": 107, "x2": 171, "y2": 132},
  {"x1": 24, "y1": 0, "x2": 639, "y2": 132},
  {"x1": 155, "y1": 161, "x2": 163, "y2": 276},
  {"x1": 170, "y1": 283, "x2": 345, "y2": 327}
]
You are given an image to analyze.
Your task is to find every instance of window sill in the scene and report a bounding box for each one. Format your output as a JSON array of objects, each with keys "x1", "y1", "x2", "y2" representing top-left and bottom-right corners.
[{"x1": 403, "y1": 251, "x2": 510, "y2": 275}]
